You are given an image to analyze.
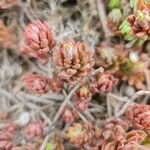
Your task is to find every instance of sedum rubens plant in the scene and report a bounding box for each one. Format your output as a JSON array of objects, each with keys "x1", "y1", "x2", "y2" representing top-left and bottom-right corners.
[
  {"x1": 65, "y1": 122, "x2": 94, "y2": 147},
  {"x1": 22, "y1": 21, "x2": 119, "y2": 97},
  {"x1": 52, "y1": 39, "x2": 95, "y2": 84},
  {"x1": 0, "y1": 124, "x2": 17, "y2": 150},
  {"x1": 119, "y1": 1, "x2": 150, "y2": 45},
  {"x1": 22, "y1": 21, "x2": 56, "y2": 64},
  {"x1": 100, "y1": 119, "x2": 148, "y2": 150},
  {"x1": 24, "y1": 120, "x2": 46, "y2": 140},
  {"x1": 23, "y1": 73, "x2": 63, "y2": 95},
  {"x1": 108, "y1": 8, "x2": 122, "y2": 35},
  {"x1": 0, "y1": 0, "x2": 149, "y2": 149},
  {"x1": 23, "y1": 73, "x2": 51, "y2": 95},
  {"x1": 125, "y1": 104, "x2": 150, "y2": 135},
  {"x1": 65, "y1": 118, "x2": 150, "y2": 150},
  {"x1": 108, "y1": 0, "x2": 122, "y2": 35},
  {"x1": 91, "y1": 72, "x2": 118, "y2": 93},
  {"x1": 19, "y1": 17, "x2": 150, "y2": 150},
  {"x1": 96, "y1": 42, "x2": 146, "y2": 89},
  {"x1": 74, "y1": 84, "x2": 92, "y2": 112},
  {"x1": 61, "y1": 107, "x2": 77, "y2": 123},
  {"x1": 66, "y1": 123, "x2": 86, "y2": 146}
]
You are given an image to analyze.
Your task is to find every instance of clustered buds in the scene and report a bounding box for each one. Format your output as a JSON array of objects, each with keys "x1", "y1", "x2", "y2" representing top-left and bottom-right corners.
[
  {"x1": 52, "y1": 39, "x2": 94, "y2": 83},
  {"x1": 108, "y1": 8, "x2": 122, "y2": 35},
  {"x1": 66, "y1": 123, "x2": 93, "y2": 147},
  {"x1": 128, "y1": 9, "x2": 150, "y2": 38},
  {"x1": 24, "y1": 121, "x2": 46, "y2": 140},
  {"x1": 99, "y1": 122, "x2": 127, "y2": 149},
  {"x1": 0, "y1": 0, "x2": 17, "y2": 9},
  {"x1": 64, "y1": 104, "x2": 150, "y2": 149},
  {"x1": 120, "y1": 9, "x2": 150, "y2": 45},
  {"x1": 125, "y1": 104, "x2": 150, "y2": 134},
  {"x1": 61, "y1": 107, "x2": 76, "y2": 123},
  {"x1": 23, "y1": 73, "x2": 50, "y2": 95},
  {"x1": 75, "y1": 85, "x2": 92, "y2": 102},
  {"x1": 0, "y1": 20, "x2": 17, "y2": 49},
  {"x1": 22, "y1": 21, "x2": 55, "y2": 64},
  {"x1": 0, "y1": 131, "x2": 14, "y2": 150},
  {"x1": 49, "y1": 77, "x2": 63, "y2": 93},
  {"x1": 91, "y1": 72, "x2": 118, "y2": 93},
  {"x1": 0, "y1": 124, "x2": 17, "y2": 150},
  {"x1": 0, "y1": 0, "x2": 150, "y2": 148},
  {"x1": 74, "y1": 85, "x2": 92, "y2": 111},
  {"x1": 97, "y1": 119, "x2": 148, "y2": 150}
]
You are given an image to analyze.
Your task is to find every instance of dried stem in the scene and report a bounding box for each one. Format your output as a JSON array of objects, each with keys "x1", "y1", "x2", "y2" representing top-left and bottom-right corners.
[
  {"x1": 53, "y1": 67, "x2": 104, "y2": 123},
  {"x1": 52, "y1": 82, "x2": 81, "y2": 123},
  {"x1": 116, "y1": 91, "x2": 150, "y2": 117},
  {"x1": 97, "y1": 0, "x2": 112, "y2": 40}
]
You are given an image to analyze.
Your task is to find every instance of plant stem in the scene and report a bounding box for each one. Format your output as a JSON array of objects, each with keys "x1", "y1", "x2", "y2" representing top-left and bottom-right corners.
[
  {"x1": 53, "y1": 83, "x2": 81, "y2": 123},
  {"x1": 97, "y1": 0, "x2": 112, "y2": 40},
  {"x1": 53, "y1": 67, "x2": 104, "y2": 123}
]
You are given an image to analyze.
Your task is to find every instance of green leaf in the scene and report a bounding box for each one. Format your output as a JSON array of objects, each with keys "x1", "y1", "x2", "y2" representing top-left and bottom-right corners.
[
  {"x1": 132, "y1": 62, "x2": 144, "y2": 71},
  {"x1": 124, "y1": 34, "x2": 135, "y2": 41},
  {"x1": 119, "y1": 20, "x2": 135, "y2": 41},
  {"x1": 109, "y1": 9, "x2": 122, "y2": 23},
  {"x1": 45, "y1": 143, "x2": 55, "y2": 150},
  {"x1": 108, "y1": 0, "x2": 120, "y2": 10},
  {"x1": 137, "y1": 35, "x2": 148, "y2": 46},
  {"x1": 119, "y1": 20, "x2": 132, "y2": 34}
]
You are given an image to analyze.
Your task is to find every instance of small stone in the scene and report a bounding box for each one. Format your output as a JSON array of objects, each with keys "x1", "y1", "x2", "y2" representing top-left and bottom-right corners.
[
  {"x1": 125, "y1": 86, "x2": 135, "y2": 97},
  {"x1": 129, "y1": 51, "x2": 139, "y2": 63},
  {"x1": 17, "y1": 111, "x2": 30, "y2": 126}
]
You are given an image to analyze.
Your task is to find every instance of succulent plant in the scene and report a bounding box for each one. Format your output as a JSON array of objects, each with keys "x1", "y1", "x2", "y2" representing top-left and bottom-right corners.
[
  {"x1": 22, "y1": 21, "x2": 56, "y2": 64},
  {"x1": 91, "y1": 72, "x2": 118, "y2": 93},
  {"x1": 23, "y1": 73, "x2": 51, "y2": 95},
  {"x1": 120, "y1": 9, "x2": 150, "y2": 45},
  {"x1": 52, "y1": 39, "x2": 94, "y2": 83},
  {"x1": 126, "y1": 104, "x2": 150, "y2": 135}
]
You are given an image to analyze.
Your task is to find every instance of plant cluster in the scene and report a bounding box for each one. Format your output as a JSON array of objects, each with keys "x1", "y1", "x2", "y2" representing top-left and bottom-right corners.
[{"x1": 0, "y1": 0, "x2": 150, "y2": 150}]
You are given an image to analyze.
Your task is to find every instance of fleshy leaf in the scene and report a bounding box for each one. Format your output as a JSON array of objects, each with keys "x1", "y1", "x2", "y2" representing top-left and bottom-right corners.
[
  {"x1": 124, "y1": 34, "x2": 135, "y2": 41},
  {"x1": 109, "y1": 8, "x2": 122, "y2": 23},
  {"x1": 45, "y1": 143, "x2": 55, "y2": 150},
  {"x1": 119, "y1": 20, "x2": 132, "y2": 35},
  {"x1": 108, "y1": 0, "x2": 120, "y2": 10},
  {"x1": 137, "y1": 35, "x2": 148, "y2": 46},
  {"x1": 119, "y1": 20, "x2": 135, "y2": 41}
]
